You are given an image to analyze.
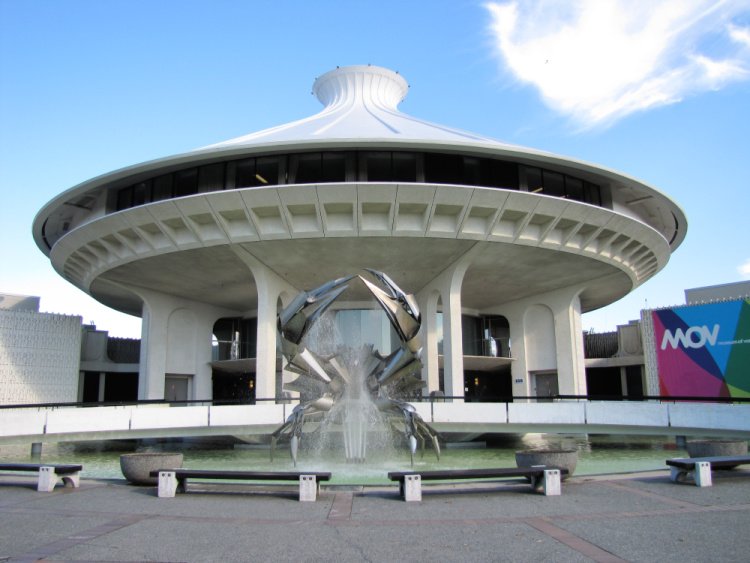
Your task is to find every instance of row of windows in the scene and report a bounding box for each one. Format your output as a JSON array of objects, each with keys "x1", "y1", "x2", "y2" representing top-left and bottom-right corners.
[
  {"x1": 525, "y1": 167, "x2": 602, "y2": 206},
  {"x1": 114, "y1": 151, "x2": 601, "y2": 211}
]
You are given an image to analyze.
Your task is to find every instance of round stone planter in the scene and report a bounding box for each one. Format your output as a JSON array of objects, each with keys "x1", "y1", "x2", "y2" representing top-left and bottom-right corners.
[
  {"x1": 515, "y1": 449, "x2": 578, "y2": 479},
  {"x1": 120, "y1": 452, "x2": 184, "y2": 485},
  {"x1": 686, "y1": 439, "x2": 747, "y2": 459}
]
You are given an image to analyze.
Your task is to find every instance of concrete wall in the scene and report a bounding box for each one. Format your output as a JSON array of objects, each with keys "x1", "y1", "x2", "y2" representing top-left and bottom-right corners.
[{"x1": 0, "y1": 309, "x2": 82, "y2": 405}]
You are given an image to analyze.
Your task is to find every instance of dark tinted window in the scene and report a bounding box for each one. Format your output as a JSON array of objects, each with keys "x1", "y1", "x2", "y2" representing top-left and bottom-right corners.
[
  {"x1": 526, "y1": 167, "x2": 543, "y2": 192},
  {"x1": 361, "y1": 152, "x2": 392, "y2": 181},
  {"x1": 291, "y1": 153, "x2": 321, "y2": 184},
  {"x1": 174, "y1": 168, "x2": 198, "y2": 197},
  {"x1": 198, "y1": 163, "x2": 224, "y2": 193},
  {"x1": 132, "y1": 181, "x2": 150, "y2": 206},
  {"x1": 152, "y1": 174, "x2": 173, "y2": 201},
  {"x1": 256, "y1": 157, "x2": 280, "y2": 185},
  {"x1": 424, "y1": 153, "x2": 463, "y2": 184},
  {"x1": 320, "y1": 152, "x2": 347, "y2": 182}
]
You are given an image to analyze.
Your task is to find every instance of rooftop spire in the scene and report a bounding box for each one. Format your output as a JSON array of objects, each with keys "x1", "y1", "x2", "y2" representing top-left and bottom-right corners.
[{"x1": 312, "y1": 65, "x2": 409, "y2": 110}]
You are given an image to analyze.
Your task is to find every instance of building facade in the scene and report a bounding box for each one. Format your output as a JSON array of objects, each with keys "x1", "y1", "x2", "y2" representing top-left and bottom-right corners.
[
  {"x1": 33, "y1": 66, "x2": 686, "y2": 404},
  {"x1": 0, "y1": 294, "x2": 81, "y2": 405}
]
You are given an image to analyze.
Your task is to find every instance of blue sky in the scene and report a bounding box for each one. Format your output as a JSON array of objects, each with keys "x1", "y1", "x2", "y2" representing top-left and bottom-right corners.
[{"x1": 1, "y1": 0, "x2": 749, "y2": 338}]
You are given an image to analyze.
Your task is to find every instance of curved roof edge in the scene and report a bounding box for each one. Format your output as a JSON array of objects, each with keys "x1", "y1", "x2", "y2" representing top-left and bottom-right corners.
[{"x1": 33, "y1": 65, "x2": 687, "y2": 255}]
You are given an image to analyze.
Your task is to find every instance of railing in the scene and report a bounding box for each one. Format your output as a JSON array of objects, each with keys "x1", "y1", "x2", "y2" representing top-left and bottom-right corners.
[
  {"x1": 212, "y1": 340, "x2": 255, "y2": 361},
  {"x1": 3, "y1": 394, "x2": 750, "y2": 412}
]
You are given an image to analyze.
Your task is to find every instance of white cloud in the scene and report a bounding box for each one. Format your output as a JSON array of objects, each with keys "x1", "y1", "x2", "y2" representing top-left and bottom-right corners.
[
  {"x1": 739, "y1": 258, "x2": 750, "y2": 279},
  {"x1": 485, "y1": 0, "x2": 750, "y2": 128}
]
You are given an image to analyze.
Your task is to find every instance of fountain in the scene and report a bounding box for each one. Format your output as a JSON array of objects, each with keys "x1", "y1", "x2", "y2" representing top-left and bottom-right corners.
[{"x1": 271, "y1": 270, "x2": 440, "y2": 466}]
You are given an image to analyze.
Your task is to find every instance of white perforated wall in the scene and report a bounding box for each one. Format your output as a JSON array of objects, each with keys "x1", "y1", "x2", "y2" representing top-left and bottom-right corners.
[{"x1": 0, "y1": 310, "x2": 82, "y2": 405}]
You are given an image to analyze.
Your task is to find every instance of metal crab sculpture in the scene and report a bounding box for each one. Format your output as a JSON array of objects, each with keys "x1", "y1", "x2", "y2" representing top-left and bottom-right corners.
[{"x1": 271, "y1": 269, "x2": 441, "y2": 466}]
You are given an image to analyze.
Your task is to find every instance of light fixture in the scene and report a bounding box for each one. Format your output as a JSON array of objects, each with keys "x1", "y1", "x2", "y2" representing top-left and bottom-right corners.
[
  {"x1": 255, "y1": 174, "x2": 268, "y2": 184},
  {"x1": 531, "y1": 187, "x2": 543, "y2": 193}
]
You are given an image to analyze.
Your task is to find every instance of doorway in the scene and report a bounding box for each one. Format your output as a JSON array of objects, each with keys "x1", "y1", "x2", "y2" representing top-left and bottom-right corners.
[
  {"x1": 164, "y1": 375, "x2": 190, "y2": 402},
  {"x1": 533, "y1": 371, "x2": 559, "y2": 401}
]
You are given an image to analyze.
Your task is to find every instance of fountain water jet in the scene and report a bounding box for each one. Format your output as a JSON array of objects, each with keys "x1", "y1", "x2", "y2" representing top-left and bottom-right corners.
[{"x1": 271, "y1": 270, "x2": 441, "y2": 466}]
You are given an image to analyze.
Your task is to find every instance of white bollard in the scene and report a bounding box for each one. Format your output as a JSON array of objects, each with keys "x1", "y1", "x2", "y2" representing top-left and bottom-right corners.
[
  {"x1": 404, "y1": 474, "x2": 422, "y2": 502},
  {"x1": 299, "y1": 475, "x2": 318, "y2": 501},
  {"x1": 542, "y1": 469, "x2": 561, "y2": 496},
  {"x1": 694, "y1": 461, "x2": 712, "y2": 487},
  {"x1": 158, "y1": 471, "x2": 179, "y2": 498}
]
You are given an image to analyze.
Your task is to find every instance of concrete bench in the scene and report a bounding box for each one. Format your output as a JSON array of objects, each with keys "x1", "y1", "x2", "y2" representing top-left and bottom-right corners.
[
  {"x1": 0, "y1": 463, "x2": 83, "y2": 492},
  {"x1": 666, "y1": 455, "x2": 750, "y2": 487},
  {"x1": 149, "y1": 469, "x2": 332, "y2": 501},
  {"x1": 387, "y1": 466, "x2": 566, "y2": 501}
]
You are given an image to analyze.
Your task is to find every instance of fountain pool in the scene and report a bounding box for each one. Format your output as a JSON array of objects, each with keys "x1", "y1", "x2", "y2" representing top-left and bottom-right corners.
[{"x1": 0, "y1": 434, "x2": 688, "y2": 484}]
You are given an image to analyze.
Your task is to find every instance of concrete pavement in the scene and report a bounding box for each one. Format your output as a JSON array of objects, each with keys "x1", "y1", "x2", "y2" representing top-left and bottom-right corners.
[{"x1": 1, "y1": 468, "x2": 749, "y2": 562}]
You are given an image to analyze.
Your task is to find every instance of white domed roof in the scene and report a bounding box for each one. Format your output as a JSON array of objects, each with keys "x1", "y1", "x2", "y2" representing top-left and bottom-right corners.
[{"x1": 203, "y1": 65, "x2": 499, "y2": 148}]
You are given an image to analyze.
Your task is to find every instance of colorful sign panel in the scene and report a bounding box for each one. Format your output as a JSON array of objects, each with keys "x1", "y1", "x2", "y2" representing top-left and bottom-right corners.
[{"x1": 652, "y1": 300, "x2": 750, "y2": 398}]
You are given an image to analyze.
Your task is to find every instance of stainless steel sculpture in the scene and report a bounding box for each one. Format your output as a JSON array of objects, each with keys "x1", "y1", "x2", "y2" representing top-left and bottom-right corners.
[{"x1": 272, "y1": 269, "x2": 440, "y2": 466}]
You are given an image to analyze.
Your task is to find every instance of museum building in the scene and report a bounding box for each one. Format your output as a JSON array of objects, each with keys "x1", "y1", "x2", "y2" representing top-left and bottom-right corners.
[{"x1": 33, "y1": 65, "x2": 686, "y2": 404}]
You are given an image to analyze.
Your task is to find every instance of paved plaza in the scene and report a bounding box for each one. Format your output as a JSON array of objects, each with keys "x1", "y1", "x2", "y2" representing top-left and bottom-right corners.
[{"x1": 1, "y1": 469, "x2": 749, "y2": 562}]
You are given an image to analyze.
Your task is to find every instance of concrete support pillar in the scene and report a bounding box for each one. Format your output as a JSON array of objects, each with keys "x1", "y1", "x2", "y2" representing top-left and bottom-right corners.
[
  {"x1": 416, "y1": 290, "x2": 440, "y2": 395},
  {"x1": 231, "y1": 246, "x2": 298, "y2": 403},
  {"x1": 417, "y1": 244, "x2": 479, "y2": 401},
  {"x1": 489, "y1": 284, "x2": 588, "y2": 401},
  {"x1": 136, "y1": 288, "x2": 234, "y2": 401},
  {"x1": 440, "y1": 277, "x2": 465, "y2": 401},
  {"x1": 139, "y1": 304, "x2": 166, "y2": 400},
  {"x1": 97, "y1": 372, "x2": 106, "y2": 402},
  {"x1": 552, "y1": 291, "x2": 587, "y2": 396}
]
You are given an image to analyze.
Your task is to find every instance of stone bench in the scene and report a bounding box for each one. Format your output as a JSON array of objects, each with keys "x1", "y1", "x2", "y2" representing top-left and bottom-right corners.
[
  {"x1": 387, "y1": 466, "x2": 566, "y2": 501},
  {"x1": 149, "y1": 469, "x2": 332, "y2": 501},
  {"x1": 0, "y1": 463, "x2": 83, "y2": 492},
  {"x1": 666, "y1": 455, "x2": 750, "y2": 487}
]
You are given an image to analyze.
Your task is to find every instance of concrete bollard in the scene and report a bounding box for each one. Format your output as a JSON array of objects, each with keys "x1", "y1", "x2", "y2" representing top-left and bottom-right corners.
[
  {"x1": 694, "y1": 461, "x2": 712, "y2": 487},
  {"x1": 157, "y1": 471, "x2": 179, "y2": 498},
  {"x1": 299, "y1": 475, "x2": 318, "y2": 501},
  {"x1": 404, "y1": 474, "x2": 422, "y2": 502},
  {"x1": 543, "y1": 469, "x2": 561, "y2": 496}
]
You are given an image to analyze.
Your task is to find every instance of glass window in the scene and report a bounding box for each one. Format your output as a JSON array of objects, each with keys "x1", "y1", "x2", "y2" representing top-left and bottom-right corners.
[
  {"x1": 463, "y1": 156, "x2": 481, "y2": 185},
  {"x1": 486, "y1": 160, "x2": 519, "y2": 189},
  {"x1": 235, "y1": 158, "x2": 256, "y2": 188},
  {"x1": 543, "y1": 170, "x2": 564, "y2": 197},
  {"x1": 132, "y1": 181, "x2": 150, "y2": 206},
  {"x1": 198, "y1": 163, "x2": 225, "y2": 193},
  {"x1": 116, "y1": 187, "x2": 133, "y2": 211},
  {"x1": 320, "y1": 152, "x2": 347, "y2": 182},
  {"x1": 392, "y1": 152, "x2": 418, "y2": 182},
  {"x1": 424, "y1": 153, "x2": 462, "y2": 184},
  {"x1": 565, "y1": 176, "x2": 583, "y2": 201},
  {"x1": 174, "y1": 168, "x2": 198, "y2": 197},
  {"x1": 152, "y1": 174, "x2": 173, "y2": 201},
  {"x1": 361, "y1": 151, "x2": 392, "y2": 181},
  {"x1": 584, "y1": 181, "x2": 601, "y2": 206},
  {"x1": 290, "y1": 153, "x2": 322, "y2": 184},
  {"x1": 256, "y1": 156, "x2": 280, "y2": 185},
  {"x1": 525, "y1": 167, "x2": 543, "y2": 193}
]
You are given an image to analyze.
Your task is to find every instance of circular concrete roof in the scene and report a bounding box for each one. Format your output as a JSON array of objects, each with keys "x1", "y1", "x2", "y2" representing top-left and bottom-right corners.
[{"x1": 33, "y1": 66, "x2": 686, "y2": 319}]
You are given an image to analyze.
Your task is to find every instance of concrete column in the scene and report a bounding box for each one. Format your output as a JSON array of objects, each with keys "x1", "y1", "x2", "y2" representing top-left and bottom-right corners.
[
  {"x1": 97, "y1": 372, "x2": 106, "y2": 402},
  {"x1": 552, "y1": 291, "x2": 587, "y2": 396},
  {"x1": 504, "y1": 309, "x2": 531, "y2": 400},
  {"x1": 416, "y1": 244, "x2": 481, "y2": 401},
  {"x1": 440, "y1": 277, "x2": 465, "y2": 401},
  {"x1": 416, "y1": 290, "x2": 440, "y2": 394},
  {"x1": 138, "y1": 303, "x2": 166, "y2": 400},
  {"x1": 136, "y1": 289, "x2": 234, "y2": 401},
  {"x1": 231, "y1": 246, "x2": 298, "y2": 403}
]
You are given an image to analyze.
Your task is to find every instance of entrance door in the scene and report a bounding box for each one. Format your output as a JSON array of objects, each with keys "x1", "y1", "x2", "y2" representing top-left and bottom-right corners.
[
  {"x1": 165, "y1": 375, "x2": 190, "y2": 402},
  {"x1": 534, "y1": 372, "x2": 559, "y2": 401}
]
